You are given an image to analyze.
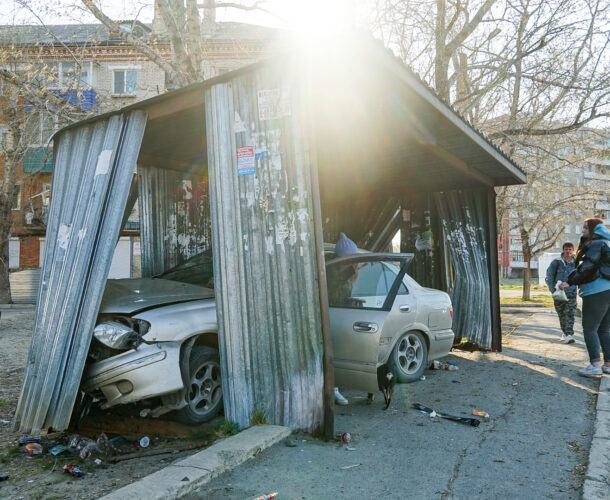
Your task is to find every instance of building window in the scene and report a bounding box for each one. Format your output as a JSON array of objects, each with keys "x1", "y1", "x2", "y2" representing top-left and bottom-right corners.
[
  {"x1": 12, "y1": 184, "x2": 21, "y2": 210},
  {"x1": 113, "y1": 70, "x2": 137, "y2": 95},
  {"x1": 61, "y1": 61, "x2": 91, "y2": 87},
  {"x1": 24, "y1": 112, "x2": 55, "y2": 147}
]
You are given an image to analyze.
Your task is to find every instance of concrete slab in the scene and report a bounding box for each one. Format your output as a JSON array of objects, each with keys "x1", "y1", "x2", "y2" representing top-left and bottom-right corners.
[
  {"x1": 99, "y1": 425, "x2": 291, "y2": 500},
  {"x1": 584, "y1": 437, "x2": 610, "y2": 484},
  {"x1": 596, "y1": 380, "x2": 610, "y2": 412},
  {"x1": 582, "y1": 479, "x2": 610, "y2": 500},
  {"x1": 592, "y1": 410, "x2": 610, "y2": 440}
]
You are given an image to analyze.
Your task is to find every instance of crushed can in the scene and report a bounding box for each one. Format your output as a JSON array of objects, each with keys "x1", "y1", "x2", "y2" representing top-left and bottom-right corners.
[{"x1": 63, "y1": 464, "x2": 83, "y2": 477}]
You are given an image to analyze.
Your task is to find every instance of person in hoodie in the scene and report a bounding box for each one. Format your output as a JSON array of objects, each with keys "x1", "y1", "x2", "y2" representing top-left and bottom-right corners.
[
  {"x1": 545, "y1": 242, "x2": 577, "y2": 344},
  {"x1": 567, "y1": 218, "x2": 610, "y2": 378}
]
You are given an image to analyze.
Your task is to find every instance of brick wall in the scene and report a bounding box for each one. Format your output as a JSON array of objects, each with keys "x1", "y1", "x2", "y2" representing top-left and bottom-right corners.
[{"x1": 19, "y1": 236, "x2": 40, "y2": 268}]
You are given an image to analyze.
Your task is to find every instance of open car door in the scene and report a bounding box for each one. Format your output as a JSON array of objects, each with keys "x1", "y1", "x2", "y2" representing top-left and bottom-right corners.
[{"x1": 325, "y1": 253, "x2": 413, "y2": 393}]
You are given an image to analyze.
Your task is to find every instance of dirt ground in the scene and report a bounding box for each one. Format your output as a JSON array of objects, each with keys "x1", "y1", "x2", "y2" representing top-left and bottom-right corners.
[{"x1": 0, "y1": 309, "x2": 222, "y2": 500}]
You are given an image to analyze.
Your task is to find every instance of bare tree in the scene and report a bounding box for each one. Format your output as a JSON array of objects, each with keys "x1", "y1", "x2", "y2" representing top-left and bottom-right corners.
[
  {"x1": 365, "y1": 0, "x2": 610, "y2": 298},
  {"x1": 0, "y1": 29, "x2": 95, "y2": 302}
]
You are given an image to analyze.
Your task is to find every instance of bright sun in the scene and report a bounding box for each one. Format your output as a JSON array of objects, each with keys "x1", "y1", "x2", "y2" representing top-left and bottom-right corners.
[{"x1": 265, "y1": 0, "x2": 351, "y2": 34}]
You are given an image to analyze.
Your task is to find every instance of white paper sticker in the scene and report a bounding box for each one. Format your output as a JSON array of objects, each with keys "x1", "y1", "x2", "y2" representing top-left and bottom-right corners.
[
  {"x1": 234, "y1": 112, "x2": 247, "y2": 133},
  {"x1": 95, "y1": 149, "x2": 113, "y2": 176},
  {"x1": 56, "y1": 223, "x2": 72, "y2": 262},
  {"x1": 258, "y1": 88, "x2": 291, "y2": 121}
]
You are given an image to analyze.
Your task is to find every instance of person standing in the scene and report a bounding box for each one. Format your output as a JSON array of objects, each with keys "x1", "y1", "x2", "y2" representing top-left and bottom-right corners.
[
  {"x1": 567, "y1": 218, "x2": 610, "y2": 378},
  {"x1": 546, "y1": 242, "x2": 577, "y2": 343}
]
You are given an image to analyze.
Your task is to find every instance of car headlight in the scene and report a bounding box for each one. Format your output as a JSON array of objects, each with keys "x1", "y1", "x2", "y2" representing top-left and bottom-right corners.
[{"x1": 93, "y1": 321, "x2": 137, "y2": 349}]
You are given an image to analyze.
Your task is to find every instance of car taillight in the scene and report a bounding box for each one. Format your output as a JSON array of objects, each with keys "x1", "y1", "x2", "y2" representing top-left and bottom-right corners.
[{"x1": 449, "y1": 306, "x2": 454, "y2": 319}]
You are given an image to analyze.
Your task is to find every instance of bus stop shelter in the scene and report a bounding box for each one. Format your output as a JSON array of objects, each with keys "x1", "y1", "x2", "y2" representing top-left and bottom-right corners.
[{"x1": 14, "y1": 36, "x2": 526, "y2": 437}]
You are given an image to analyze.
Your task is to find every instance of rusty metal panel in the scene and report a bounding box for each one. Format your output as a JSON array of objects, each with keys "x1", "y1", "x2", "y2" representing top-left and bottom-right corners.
[
  {"x1": 14, "y1": 110, "x2": 148, "y2": 434},
  {"x1": 434, "y1": 189, "x2": 492, "y2": 349},
  {"x1": 206, "y1": 66, "x2": 324, "y2": 431},
  {"x1": 138, "y1": 166, "x2": 211, "y2": 277}
]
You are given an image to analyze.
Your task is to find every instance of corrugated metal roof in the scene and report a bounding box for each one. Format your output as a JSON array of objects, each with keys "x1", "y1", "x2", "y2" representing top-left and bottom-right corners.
[
  {"x1": 52, "y1": 35, "x2": 526, "y2": 186},
  {"x1": 0, "y1": 21, "x2": 278, "y2": 47}
]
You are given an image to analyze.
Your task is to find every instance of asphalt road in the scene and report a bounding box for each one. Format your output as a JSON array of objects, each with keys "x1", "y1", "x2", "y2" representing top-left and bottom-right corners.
[{"x1": 184, "y1": 310, "x2": 598, "y2": 499}]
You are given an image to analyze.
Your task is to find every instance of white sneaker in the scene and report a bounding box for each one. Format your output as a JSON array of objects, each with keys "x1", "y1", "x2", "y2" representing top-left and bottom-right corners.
[
  {"x1": 578, "y1": 364, "x2": 602, "y2": 378},
  {"x1": 334, "y1": 387, "x2": 348, "y2": 406},
  {"x1": 562, "y1": 335, "x2": 575, "y2": 344}
]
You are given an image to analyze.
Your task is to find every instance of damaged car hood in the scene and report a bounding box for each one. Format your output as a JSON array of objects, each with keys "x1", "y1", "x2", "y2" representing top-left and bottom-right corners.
[{"x1": 100, "y1": 278, "x2": 214, "y2": 314}]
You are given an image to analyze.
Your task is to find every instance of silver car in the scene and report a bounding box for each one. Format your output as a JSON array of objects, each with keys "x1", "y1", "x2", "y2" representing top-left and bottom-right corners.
[{"x1": 82, "y1": 248, "x2": 454, "y2": 424}]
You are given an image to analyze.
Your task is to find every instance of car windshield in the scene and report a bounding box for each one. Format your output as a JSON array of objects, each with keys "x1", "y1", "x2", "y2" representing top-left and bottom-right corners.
[{"x1": 156, "y1": 249, "x2": 214, "y2": 289}]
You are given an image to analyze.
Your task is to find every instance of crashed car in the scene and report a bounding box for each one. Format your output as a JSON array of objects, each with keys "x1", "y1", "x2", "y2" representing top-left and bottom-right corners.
[{"x1": 82, "y1": 247, "x2": 454, "y2": 424}]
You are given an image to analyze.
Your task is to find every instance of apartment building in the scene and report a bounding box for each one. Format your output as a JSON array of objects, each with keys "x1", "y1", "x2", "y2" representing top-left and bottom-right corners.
[{"x1": 0, "y1": 18, "x2": 278, "y2": 300}]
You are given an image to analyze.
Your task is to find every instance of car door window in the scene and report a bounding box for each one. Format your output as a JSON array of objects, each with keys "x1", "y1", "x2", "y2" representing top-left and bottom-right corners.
[{"x1": 328, "y1": 261, "x2": 403, "y2": 310}]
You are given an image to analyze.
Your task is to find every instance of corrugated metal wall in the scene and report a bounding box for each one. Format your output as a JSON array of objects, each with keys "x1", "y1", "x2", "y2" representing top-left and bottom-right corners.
[
  {"x1": 435, "y1": 189, "x2": 492, "y2": 349},
  {"x1": 14, "y1": 110, "x2": 148, "y2": 434},
  {"x1": 139, "y1": 166, "x2": 211, "y2": 276},
  {"x1": 206, "y1": 67, "x2": 324, "y2": 431}
]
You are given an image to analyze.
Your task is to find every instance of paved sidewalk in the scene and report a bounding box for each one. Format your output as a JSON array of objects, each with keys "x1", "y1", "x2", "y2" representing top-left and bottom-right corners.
[{"x1": 180, "y1": 310, "x2": 603, "y2": 499}]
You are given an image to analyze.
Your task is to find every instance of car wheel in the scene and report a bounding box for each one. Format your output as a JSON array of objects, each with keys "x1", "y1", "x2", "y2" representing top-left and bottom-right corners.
[
  {"x1": 176, "y1": 346, "x2": 223, "y2": 425},
  {"x1": 389, "y1": 331, "x2": 428, "y2": 383}
]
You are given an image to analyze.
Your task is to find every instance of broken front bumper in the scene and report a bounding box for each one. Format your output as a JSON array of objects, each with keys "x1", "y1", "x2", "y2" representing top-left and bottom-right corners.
[{"x1": 81, "y1": 341, "x2": 183, "y2": 409}]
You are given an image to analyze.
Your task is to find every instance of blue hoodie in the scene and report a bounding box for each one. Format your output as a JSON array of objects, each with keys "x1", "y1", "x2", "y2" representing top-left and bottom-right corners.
[{"x1": 579, "y1": 223, "x2": 610, "y2": 297}]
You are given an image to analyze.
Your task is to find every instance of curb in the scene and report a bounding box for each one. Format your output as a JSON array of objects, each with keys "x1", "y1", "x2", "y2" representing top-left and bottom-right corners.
[
  {"x1": 99, "y1": 425, "x2": 291, "y2": 500},
  {"x1": 582, "y1": 376, "x2": 610, "y2": 500}
]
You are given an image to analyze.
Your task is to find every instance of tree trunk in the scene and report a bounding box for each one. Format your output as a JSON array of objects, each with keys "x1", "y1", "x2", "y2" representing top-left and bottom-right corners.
[
  {"x1": 434, "y1": 0, "x2": 450, "y2": 100},
  {"x1": 520, "y1": 226, "x2": 531, "y2": 300},
  {"x1": 0, "y1": 194, "x2": 13, "y2": 304},
  {"x1": 522, "y1": 257, "x2": 531, "y2": 301}
]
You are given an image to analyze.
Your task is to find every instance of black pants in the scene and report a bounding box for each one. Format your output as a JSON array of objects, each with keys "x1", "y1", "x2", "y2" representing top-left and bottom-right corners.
[{"x1": 582, "y1": 289, "x2": 610, "y2": 363}]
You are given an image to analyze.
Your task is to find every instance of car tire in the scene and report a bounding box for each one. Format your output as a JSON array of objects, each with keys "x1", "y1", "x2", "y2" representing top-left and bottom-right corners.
[
  {"x1": 176, "y1": 346, "x2": 223, "y2": 425},
  {"x1": 389, "y1": 331, "x2": 428, "y2": 383}
]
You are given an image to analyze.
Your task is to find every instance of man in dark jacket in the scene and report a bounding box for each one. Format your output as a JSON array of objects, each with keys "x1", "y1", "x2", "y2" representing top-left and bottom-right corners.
[{"x1": 546, "y1": 242, "x2": 577, "y2": 343}]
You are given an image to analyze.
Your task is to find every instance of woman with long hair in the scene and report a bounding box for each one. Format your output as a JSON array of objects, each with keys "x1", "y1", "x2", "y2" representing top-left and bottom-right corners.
[{"x1": 567, "y1": 217, "x2": 610, "y2": 377}]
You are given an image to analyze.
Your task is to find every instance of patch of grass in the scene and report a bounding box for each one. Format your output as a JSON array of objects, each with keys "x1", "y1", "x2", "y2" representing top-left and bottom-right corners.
[
  {"x1": 500, "y1": 295, "x2": 555, "y2": 307},
  {"x1": 220, "y1": 421, "x2": 239, "y2": 436},
  {"x1": 7, "y1": 446, "x2": 21, "y2": 457},
  {"x1": 189, "y1": 428, "x2": 212, "y2": 441},
  {"x1": 0, "y1": 398, "x2": 9, "y2": 408},
  {"x1": 500, "y1": 284, "x2": 547, "y2": 291},
  {"x1": 250, "y1": 406, "x2": 267, "y2": 426}
]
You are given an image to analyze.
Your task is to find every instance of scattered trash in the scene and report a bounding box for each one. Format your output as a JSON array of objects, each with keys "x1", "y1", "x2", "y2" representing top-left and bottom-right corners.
[
  {"x1": 181, "y1": 476, "x2": 190, "y2": 482},
  {"x1": 0, "y1": 475, "x2": 9, "y2": 482},
  {"x1": 429, "y1": 410, "x2": 437, "y2": 418},
  {"x1": 139, "y1": 436, "x2": 150, "y2": 448},
  {"x1": 346, "y1": 446, "x2": 356, "y2": 451},
  {"x1": 24, "y1": 443, "x2": 43, "y2": 455},
  {"x1": 413, "y1": 403, "x2": 480, "y2": 427},
  {"x1": 512, "y1": 382, "x2": 519, "y2": 386},
  {"x1": 49, "y1": 445, "x2": 68, "y2": 456},
  {"x1": 472, "y1": 410, "x2": 491, "y2": 421},
  {"x1": 341, "y1": 433, "x2": 352, "y2": 444},
  {"x1": 250, "y1": 493, "x2": 278, "y2": 500},
  {"x1": 94, "y1": 458, "x2": 102, "y2": 465},
  {"x1": 108, "y1": 436, "x2": 128, "y2": 444},
  {"x1": 63, "y1": 464, "x2": 83, "y2": 477},
  {"x1": 18, "y1": 436, "x2": 40, "y2": 446},
  {"x1": 420, "y1": 375, "x2": 426, "y2": 381},
  {"x1": 493, "y1": 459, "x2": 505, "y2": 463},
  {"x1": 97, "y1": 433, "x2": 116, "y2": 454},
  {"x1": 340, "y1": 464, "x2": 361, "y2": 470},
  {"x1": 431, "y1": 360, "x2": 459, "y2": 371},
  {"x1": 0, "y1": 420, "x2": 9, "y2": 425},
  {"x1": 452, "y1": 380, "x2": 460, "y2": 383}
]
